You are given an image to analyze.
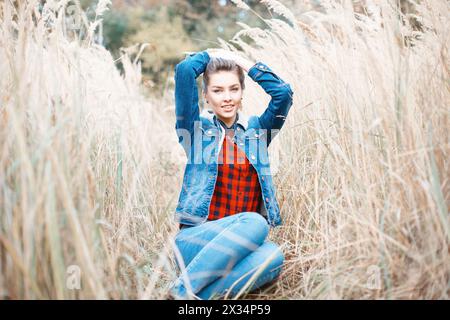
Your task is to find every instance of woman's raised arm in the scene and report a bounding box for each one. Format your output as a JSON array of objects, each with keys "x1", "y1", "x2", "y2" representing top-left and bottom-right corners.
[
  {"x1": 248, "y1": 61, "x2": 293, "y2": 140},
  {"x1": 174, "y1": 51, "x2": 210, "y2": 153}
]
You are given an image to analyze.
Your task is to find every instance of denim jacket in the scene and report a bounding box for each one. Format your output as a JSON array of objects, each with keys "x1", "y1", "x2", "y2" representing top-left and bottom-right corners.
[{"x1": 174, "y1": 51, "x2": 293, "y2": 228}]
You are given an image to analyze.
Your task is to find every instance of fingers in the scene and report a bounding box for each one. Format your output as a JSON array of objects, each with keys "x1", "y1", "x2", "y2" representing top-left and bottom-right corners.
[
  {"x1": 208, "y1": 48, "x2": 236, "y2": 60},
  {"x1": 206, "y1": 49, "x2": 253, "y2": 72}
]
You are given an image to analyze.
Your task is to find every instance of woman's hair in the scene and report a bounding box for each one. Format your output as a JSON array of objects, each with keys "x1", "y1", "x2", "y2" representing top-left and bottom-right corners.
[{"x1": 202, "y1": 58, "x2": 245, "y2": 92}]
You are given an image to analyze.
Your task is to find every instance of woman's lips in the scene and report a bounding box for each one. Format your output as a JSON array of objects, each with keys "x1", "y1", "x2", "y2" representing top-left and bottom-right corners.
[{"x1": 222, "y1": 105, "x2": 234, "y2": 111}]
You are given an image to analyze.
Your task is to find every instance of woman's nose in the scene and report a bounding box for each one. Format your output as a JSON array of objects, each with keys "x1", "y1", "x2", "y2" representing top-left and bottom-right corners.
[{"x1": 223, "y1": 91, "x2": 231, "y2": 101}]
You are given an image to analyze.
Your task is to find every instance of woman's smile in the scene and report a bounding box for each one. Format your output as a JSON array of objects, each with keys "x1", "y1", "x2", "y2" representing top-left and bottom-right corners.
[{"x1": 222, "y1": 104, "x2": 235, "y2": 112}]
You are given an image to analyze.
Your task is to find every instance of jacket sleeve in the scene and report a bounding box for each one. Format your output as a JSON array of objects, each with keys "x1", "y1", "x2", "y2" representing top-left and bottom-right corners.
[
  {"x1": 248, "y1": 62, "x2": 294, "y2": 145},
  {"x1": 174, "y1": 51, "x2": 210, "y2": 151}
]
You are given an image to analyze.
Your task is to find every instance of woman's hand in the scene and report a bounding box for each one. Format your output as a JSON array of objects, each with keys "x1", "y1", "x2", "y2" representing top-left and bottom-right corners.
[{"x1": 207, "y1": 49, "x2": 255, "y2": 73}]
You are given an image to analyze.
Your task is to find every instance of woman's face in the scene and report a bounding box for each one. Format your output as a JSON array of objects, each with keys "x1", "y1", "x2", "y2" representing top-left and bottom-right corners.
[{"x1": 204, "y1": 71, "x2": 243, "y2": 127}]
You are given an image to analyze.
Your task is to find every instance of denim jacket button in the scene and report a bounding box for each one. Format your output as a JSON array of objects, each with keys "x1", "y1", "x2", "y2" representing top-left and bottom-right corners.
[
  {"x1": 262, "y1": 176, "x2": 265, "y2": 181},
  {"x1": 265, "y1": 197, "x2": 269, "y2": 202},
  {"x1": 251, "y1": 155, "x2": 256, "y2": 160},
  {"x1": 254, "y1": 133, "x2": 258, "y2": 137}
]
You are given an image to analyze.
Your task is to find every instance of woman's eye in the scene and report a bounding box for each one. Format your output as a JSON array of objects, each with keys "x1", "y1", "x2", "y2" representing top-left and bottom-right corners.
[{"x1": 232, "y1": 88, "x2": 238, "y2": 91}]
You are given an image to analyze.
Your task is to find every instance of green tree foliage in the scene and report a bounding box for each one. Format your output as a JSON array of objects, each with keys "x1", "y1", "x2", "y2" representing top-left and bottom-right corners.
[
  {"x1": 97, "y1": 0, "x2": 420, "y2": 91},
  {"x1": 98, "y1": 0, "x2": 268, "y2": 90},
  {"x1": 102, "y1": 9, "x2": 131, "y2": 53},
  {"x1": 125, "y1": 6, "x2": 195, "y2": 74}
]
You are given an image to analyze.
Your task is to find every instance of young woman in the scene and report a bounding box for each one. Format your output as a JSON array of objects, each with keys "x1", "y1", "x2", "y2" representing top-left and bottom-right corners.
[{"x1": 170, "y1": 49, "x2": 294, "y2": 299}]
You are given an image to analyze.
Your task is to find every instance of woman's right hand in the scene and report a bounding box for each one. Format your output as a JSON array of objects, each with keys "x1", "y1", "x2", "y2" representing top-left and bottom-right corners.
[{"x1": 207, "y1": 49, "x2": 254, "y2": 72}]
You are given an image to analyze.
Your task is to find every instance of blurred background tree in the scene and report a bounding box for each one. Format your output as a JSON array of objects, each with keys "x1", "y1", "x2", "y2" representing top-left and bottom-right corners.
[
  {"x1": 78, "y1": 0, "x2": 419, "y2": 93},
  {"x1": 79, "y1": 0, "x2": 268, "y2": 93}
]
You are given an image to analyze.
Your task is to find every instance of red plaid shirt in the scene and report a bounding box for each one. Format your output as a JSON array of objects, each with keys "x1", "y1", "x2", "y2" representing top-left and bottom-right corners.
[{"x1": 207, "y1": 127, "x2": 262, "y2": 221}]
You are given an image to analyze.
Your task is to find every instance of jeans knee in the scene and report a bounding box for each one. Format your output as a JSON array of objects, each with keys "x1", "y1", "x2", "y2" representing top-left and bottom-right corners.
[{"x1": 240, "y1": 212, "x2": 269, "y2": 239}]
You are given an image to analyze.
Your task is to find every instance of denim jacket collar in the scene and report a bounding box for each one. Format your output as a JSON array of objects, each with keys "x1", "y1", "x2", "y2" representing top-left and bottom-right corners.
[{"x1": 200, "y1": 108, "x2": 250, "y2": 130}]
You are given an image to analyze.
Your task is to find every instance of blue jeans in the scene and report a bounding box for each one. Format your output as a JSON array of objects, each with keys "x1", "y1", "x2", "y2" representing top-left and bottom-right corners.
[{"x1": 170, "y1": 212, "x2": 284, "y2": 300}]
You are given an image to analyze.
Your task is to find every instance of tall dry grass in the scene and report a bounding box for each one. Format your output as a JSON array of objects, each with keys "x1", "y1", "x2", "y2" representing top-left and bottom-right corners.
[
  {"x1": 0, "y1": 0, "x2": 180, "y2": 299},
  {"x1": 0, "y1": 0, "x2": 449, "y2": 299}
]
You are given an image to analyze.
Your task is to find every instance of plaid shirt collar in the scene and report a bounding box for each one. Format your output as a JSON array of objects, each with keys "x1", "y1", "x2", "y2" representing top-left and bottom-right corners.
[{"x1": 217, "y1": 113, "x2": 239, "y2": 131}]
